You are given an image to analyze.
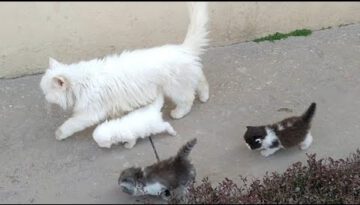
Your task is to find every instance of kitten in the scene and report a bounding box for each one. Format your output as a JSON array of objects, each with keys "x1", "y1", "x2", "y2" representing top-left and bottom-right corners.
[
  {"x1": 39, "y1": 2, "x2": 209, "y2": 141},
  {"x1": 92, "y1": 93, "x2": 176, "y2": 149},
  {"x1": 118, "y1": 138, "x2": 197, "y2": 200},
  {"x1": 244, "y1": 103, "x2": 316, "y2": 157}
]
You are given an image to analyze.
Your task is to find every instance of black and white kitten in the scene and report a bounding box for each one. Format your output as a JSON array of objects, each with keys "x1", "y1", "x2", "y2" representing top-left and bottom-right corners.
[
  {"x1": 118, "y1": 138, "x2": 197, "y2": 200},
  {"x1": 244, "y1": 103, "x2": 316, "y2": 157}
]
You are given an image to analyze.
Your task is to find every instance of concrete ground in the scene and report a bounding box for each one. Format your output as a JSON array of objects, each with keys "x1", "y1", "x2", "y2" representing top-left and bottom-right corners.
[{"x1": 1, "y1": 24, "x2": 360, "y2": 204}]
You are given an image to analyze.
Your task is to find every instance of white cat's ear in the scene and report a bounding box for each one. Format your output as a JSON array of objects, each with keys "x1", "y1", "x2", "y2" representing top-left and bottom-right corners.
[
  {"x1": 49, "y1": 57, "x2": 62, "y2": 69},
  {"x1": 52, "y1": 75, "x2": 68, "y2": 90}
]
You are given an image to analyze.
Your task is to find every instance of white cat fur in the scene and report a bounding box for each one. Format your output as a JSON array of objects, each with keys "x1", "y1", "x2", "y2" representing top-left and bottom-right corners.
[
  {"x1": 92, "y1": 94, "x2": 176, "y2": 149},
  {"x1": 39, "y1": 2, "x2": 209, "y2": 140}
]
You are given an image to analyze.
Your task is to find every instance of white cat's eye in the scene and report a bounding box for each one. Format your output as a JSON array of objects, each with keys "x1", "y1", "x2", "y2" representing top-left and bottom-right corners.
[{"x1": 255, "y1": 139, "x2": 262, "y2": 144}]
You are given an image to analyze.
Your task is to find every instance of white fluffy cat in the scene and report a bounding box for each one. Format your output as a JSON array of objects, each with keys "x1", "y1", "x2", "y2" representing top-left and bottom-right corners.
[
  {"x1": 93, "y1": 93, "x2": 176, "y2": 149},
  {"x1": 40, "y1": 2, "x2": 209, "y2": 140}
]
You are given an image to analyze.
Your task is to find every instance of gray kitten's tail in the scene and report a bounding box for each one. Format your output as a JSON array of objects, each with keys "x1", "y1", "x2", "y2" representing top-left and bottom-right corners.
[
  {"x1": 176, "y1": 138, "x2": 197, "y2": 160},
  {"x1": 301, "y1": 102, "x2": 316, "y2": 123}
]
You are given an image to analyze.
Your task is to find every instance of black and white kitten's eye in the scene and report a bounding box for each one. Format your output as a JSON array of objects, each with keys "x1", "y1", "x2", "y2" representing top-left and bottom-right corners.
[{"x1": 255, "y1": 139, "x2": 262, "y2": 144}]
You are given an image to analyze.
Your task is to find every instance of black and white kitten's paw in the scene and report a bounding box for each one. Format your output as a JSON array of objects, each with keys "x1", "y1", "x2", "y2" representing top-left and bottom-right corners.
[
  {"x1": 260, "y1": 148, "x2": 280, "y2": 157},
  {"x1": 260, "y1": 150, "x2": 273, "y2": 157}
]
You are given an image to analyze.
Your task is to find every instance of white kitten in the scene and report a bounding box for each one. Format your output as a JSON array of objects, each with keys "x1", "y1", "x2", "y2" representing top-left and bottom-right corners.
[
  {"x1": 93, "y1": 93, "x2": 176, "y2": 149},
  {"x1": 40, "y1": 2, "x2": 209, "y2": 140}
]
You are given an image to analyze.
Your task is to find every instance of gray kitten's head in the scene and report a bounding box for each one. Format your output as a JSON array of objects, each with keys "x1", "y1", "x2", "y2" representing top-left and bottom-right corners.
[{"x1": 118, "y1": 167, "x2": 145, "y2": 196}]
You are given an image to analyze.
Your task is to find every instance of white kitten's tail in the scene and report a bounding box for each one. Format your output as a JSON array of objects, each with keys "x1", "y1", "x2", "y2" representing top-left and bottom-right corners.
[
  {"x1": 182, "y1": 2, "x2": 209, "y2": 56},
  {"x1": 149, "y1": 93, "x2": 164, "y2": 111}
]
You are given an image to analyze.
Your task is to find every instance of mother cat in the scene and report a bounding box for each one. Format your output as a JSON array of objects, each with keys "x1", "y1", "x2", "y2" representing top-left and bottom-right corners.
[{"x1": 40, "y1": 2, "x2": 210, "y2": 140}]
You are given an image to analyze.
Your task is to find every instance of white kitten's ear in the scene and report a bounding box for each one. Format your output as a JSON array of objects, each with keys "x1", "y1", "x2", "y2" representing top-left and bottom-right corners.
[
  {"x1": 52, "y1": 75, "x2": 68, "y2": 90},
  {"x1": 49, "y1": 57, "x2": 62, "y2": 69}
]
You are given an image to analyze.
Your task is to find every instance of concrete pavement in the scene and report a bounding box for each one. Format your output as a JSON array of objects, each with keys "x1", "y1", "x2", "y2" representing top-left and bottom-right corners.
[{"x1": 1, "y1": 24, "x2": 360, "y2": 203}]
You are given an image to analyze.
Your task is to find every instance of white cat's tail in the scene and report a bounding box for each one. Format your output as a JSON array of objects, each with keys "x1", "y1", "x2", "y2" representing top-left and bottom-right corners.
[{"x1": 182, "y1": 2, "x2": 209, "y2": 56}]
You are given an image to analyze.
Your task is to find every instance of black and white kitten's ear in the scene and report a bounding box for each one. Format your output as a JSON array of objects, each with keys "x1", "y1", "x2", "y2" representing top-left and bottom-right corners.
[
  {"x1": 49, "y1": 57, "x2": 62, "y2": 69},
  {"x1": 52, "y1": 75, "x2": 68, "y2": 90},
  {"x1": 246, "y1": 126, "x2": 255, "y2": 129}
]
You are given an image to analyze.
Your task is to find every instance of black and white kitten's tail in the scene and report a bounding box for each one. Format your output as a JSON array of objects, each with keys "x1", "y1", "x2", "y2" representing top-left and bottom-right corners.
[
  {"x1": 176, "y1": 138, "x2": 197, "y2": 160},
  {"x1": 301, "y1": 102, "x2": 317, "y2": 123},
  {"x1": 182, "y1": 2, "x2": 209, "y2": 56}
]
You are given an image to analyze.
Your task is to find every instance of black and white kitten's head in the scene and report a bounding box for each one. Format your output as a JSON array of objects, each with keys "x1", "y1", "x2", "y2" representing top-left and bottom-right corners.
[
  {"x1": 243, "y1": 126, "x2": 267, "y2": 150},
  {"x1": 118, "y1": 167, "x2": 145, "y2": 196}
]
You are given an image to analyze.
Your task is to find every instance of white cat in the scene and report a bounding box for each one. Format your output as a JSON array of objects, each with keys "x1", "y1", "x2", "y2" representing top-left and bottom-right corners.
[
  {"x1": 93, "y1": 93, "x2": 176, "y2": 149},
  {"x1": 39, "y1": 2, "x2": 209, "y2": 140}
]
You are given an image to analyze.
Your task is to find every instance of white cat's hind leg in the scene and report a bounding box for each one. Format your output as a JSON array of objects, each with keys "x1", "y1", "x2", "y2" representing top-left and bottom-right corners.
[
  {"x1": 166, "y1": 87, "x2": 195, "y2": 119},
  {"x1": 300, "y1": 132, "x2": 313, "y2": 150},
  {"x1": 196, "y1": 73, "x2": 209, "y2": 103}
]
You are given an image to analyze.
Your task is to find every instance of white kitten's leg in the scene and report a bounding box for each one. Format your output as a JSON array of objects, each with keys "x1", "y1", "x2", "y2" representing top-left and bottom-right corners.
[
  {"x1": 261, "y1": 147, "x2": 281, "y2": 157},
  {"x1": 300, "y1": 132, "x2": 313, "y2": 150},
  {"x1": 164, "y1": 122, "x2": 177, "y2": 136},
  {"x1": 124, "y1": 139, "x2": 136, "y2": 149},
  {"x1": 196, "y1": 73, "x2": 209, "y2": 103},
  {"x1": 56, "y1": 112, "x2": 105, "y2": 140}
]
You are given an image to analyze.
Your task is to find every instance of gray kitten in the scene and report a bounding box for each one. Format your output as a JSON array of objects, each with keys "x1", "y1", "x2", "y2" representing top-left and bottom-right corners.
[
  {"x1": 244, "y1": 103, "x2": 316, "y2": 157},
  {"x1": 118, "y1": 138, "x2": 197, "y2": 200}
]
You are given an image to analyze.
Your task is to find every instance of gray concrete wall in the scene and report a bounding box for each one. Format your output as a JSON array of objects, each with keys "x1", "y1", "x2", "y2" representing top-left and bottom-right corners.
[{"x1": 1, "y1": 2, "x2": 360, "y2": 78}]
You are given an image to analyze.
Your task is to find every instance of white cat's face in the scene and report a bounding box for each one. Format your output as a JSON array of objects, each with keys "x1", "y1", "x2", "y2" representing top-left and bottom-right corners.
[{"x1": 40, "y1": 58, "x2": 73, "y2": 110}]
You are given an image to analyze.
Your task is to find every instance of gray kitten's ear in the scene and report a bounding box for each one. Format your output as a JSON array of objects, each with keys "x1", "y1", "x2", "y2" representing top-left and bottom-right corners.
[{"x1": 49, "y1": 57, "x2": 62, "y2": 69}]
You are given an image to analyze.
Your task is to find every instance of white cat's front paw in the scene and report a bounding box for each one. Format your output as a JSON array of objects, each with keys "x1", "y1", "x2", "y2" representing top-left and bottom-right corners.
[{"x1": 55, "y1": 128, "x2": 69, "y2": 141}]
